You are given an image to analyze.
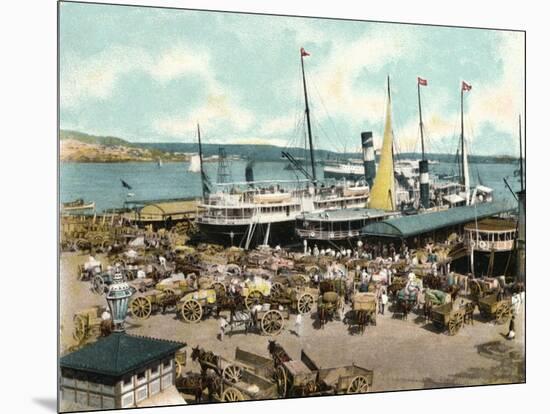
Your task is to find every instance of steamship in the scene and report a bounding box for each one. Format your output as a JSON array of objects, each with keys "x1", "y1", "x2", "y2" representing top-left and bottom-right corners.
[
  {"x1": 195, "y1": 47, "x2": 370, "y2": 248},
  {"x1": 296, "y1": 77, "x2": 494, "y2": 244}
]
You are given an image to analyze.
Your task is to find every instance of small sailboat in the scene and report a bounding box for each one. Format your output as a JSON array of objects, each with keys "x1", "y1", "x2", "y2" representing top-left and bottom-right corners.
[
  {"x1": 157, "y1": 158, "x2": 163, "y2": 168},
  {"x1": 188, "y1": 154, "x2": 201, "y2": 173}
]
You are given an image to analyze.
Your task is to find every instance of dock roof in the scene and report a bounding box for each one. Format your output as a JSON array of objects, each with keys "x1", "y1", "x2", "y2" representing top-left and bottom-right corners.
[
  {"x1": 362, "y1": 202, "x2": 516, "y2": 239},
  {"x1": 60, "y1": 333, "x2": 185, "y2": 377}
]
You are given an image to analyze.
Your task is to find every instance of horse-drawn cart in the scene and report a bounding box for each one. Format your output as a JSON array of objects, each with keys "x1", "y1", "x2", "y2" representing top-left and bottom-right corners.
[
  {"x1": 478, "y1": 293, "x2": 512, "y2": 324},
  {"x1": 431, "y1": 302, "x2": 466, "y2": 335},
  {"x1": 269, "y1": 341, "x2": 373, "y2": 398},
  {"x1": 72, "y1": 306, "x2": 111, "y2": 343},
  {"x1": 190, "y1": 347, "x2": 277, "y2": 402},
  {"x1": 349, "y1": 292, "x2": 377, "y2": 334}
]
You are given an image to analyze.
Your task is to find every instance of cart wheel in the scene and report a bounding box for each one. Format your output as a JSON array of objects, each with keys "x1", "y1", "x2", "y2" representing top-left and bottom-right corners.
[
  {"x1": 175, "y1": 359, "x2": 183, "y2": 378},
  {"x1": 245, "y1": 290, "x2": 263, "y2": 310},
  {"x1": 162, "y1": 288, "x2": 178, "y2": 313},
  {"x1": 181, "y1": 299, "x2": 203, "y2": 323},
  {"x1": 261, "y1": 310, "x2": 284, "y2": 336},
  {"x1": 448, "y1": 313, "x2": 461, "y2": 336},
  {"x1": 275, "y1": 365, "x2": 287, "y2": 397},
  {"x1": 495, "y1": 304, "x2": 511, "y2": 324},
  {"x1": 347, "y1": 375, "x2": 370, "y2": 393},
  {"x1": 91, "y1": 275, "x2": 105, "y2": 295},
  {"x1": 222, "y1": 364, "x2": 242, "y2": 383},
  {"x1": 130, "y1": 296, "x2": 152, "y2": 319},
  {"x1": 72, "y1": 315, "x2": 87, "y2": 342},
  {"x1": 297, "y1": 293, "x2": 314, "y2": 314},
  {"x1": 271, "y1": 282, "x2": 285, "y2": 298},
  {"x1": 76, "y1": 238, "x2": 90, "y2": 250},
  {"x1": 221, "y1": 387, "x2": 244, "y2": 402}
]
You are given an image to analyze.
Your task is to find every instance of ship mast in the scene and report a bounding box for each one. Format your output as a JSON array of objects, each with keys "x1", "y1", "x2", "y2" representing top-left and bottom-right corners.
[
  {"x1": 519, "y1": 114, "x2": 524, "y2": 192},
  {"x1": 197, "y1": 123, "x2": 210, "y2": 199},
  {"x1": 460, "y1": 81, "x2": 471, "y2": 205},
  {"x1": 300, "y1": 48, "x2": 317, "y2": 186},
  {"x1": 417, "y1": 77, "x2": 429, "y2": 209}
]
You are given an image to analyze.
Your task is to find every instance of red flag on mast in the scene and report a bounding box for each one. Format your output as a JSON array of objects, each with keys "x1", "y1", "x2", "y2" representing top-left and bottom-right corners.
[
  {"x1": 418, "y1": 77, "x2": 428, "y2": 86},
  {"x1": 462, "y1": 81, "x2": 472, "y2": 91},
  {"x1": 300, "y1": 47, "x2": 310, "y2": 57}
]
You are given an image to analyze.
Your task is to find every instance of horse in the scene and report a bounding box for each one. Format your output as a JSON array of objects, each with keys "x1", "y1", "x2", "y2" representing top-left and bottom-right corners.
[
  {"x1": 267, "y1": 340, "x2": 291, "y2": 367},
  {"x1": 423, "y1": 300, "x2": 433, "y2": 323},
  {"x1": 446, "y1": 285, "x2": 461, "y2": 304},
  {"x1": 190, "y1": 346, "x2": 219, "y2": 375},
  {"x1": 463, "y1": 302, "x2": 476, "y2": 325},
  {"x1": 398, "y1": 299, "x2": 413, "y2": 320},
  {"x1": 176, "y1": 372, "x2": 220, "y2": 403}
]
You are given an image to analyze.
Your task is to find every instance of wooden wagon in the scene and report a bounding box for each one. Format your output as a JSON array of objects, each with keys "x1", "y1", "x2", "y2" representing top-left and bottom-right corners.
[
  {"x1": 431, "y1": 302, "x2": 466, "y2": 335},
  {"x1": 224, "y1": 307, "x2": 288, "y2": 336},
  {"x1": 190, "y1": 347, "x2": 277, "y2": 402},
  {"x1": 217, "y1": 369, "x2": 278, "y2": 402},
  {"x1": 349, "y1": 292, "x2": 377, "y2": 334},
  {"x1": 273, "y1": 347, "x2": 373, "y2": 397},
  {"x1": 478, "y1": 293, "x2": 512, "y2": 324},
  {"x1": 72, "y1": 306, "x2": 110, "y2": 343},
  {"x1": 234, "y1": 347, "x2": 275, "y2": 379}
]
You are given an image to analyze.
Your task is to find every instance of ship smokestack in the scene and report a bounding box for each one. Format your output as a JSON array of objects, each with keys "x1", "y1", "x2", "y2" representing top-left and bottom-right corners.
[
  {"x1": 419, "y1": 159, "x2": 429, "y2": 209},
  {"x1": 245, "y1": 160, "x2": 255, "y2": 184},
  {"x1": 361, "y1": 131, "x2": 376, "y2": 188}
]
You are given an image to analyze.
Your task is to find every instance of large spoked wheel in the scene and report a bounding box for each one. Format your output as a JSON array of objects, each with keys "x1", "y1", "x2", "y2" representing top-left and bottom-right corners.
[
  {"x1": 175, "y1": 359, "x2": 183, "y2": 378},
  {"x1": 221, "y1": 387, "x2": 244, "y2": 402},
  {"x1": 91, "y1": 275, "x2": 105, "y2": 295},
  {"x1": 130, "y1": 296, "x2": 152, "y2": 319},
  {"x1": 271, "y1": 282, "x2": 285, "y2": 298},
  {"x1": 495, "y1": 304, "x2": 511, "y2": 325},
  {"x1": 448, "y1": 313, "x2": 463, "y2": 336},
  {"x1": 347, "y1": 375, "x2": 370, "y2": 394},
  {"x1": 181, "y1": 299, "x2": 203, "y2": 323},
  {"x1": 297, "y1": 293, "x2": 314, "y2": 314},
  {"x1": 261, "y1": 310, "x2": 284, "y2": 336},
  {"x1": 73, "y1": 315, "x2": 87, "y2": 342},
  {"x1": 275, "y1": 365, "x2": 287, "y2": 397},
  {"x1": 245, "y1": 290, "x2": 263, "y2": 310},
  {"x1": 222, "y1": 364, "x2": 242, "y2": 383}
]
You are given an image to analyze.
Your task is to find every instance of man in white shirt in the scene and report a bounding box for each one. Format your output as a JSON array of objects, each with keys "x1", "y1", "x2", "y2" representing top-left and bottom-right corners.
[{"x1": 294, "y1": 314, "x2": 303, "y2": 337}]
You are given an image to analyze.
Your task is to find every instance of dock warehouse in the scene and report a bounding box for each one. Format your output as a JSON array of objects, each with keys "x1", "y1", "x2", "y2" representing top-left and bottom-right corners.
[
  {"x1": 361, "y1": 202, "x2": 516, "y2": 245},
  {"x1": 125, "y1": 198, "x2": 202, "y2": 230}
]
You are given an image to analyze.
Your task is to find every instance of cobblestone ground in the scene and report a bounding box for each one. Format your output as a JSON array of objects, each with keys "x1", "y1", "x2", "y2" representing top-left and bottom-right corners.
[{"x1": 60, "y1": 252, "x2": 525, "y2": 403}]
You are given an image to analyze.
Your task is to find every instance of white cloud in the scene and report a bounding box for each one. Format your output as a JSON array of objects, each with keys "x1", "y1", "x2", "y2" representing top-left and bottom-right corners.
[
  {"x1": 152, "y1": 93, "x2": 255, "y2": 138},
  {"x1": 461, "y1": 32, "x2": 524, "y2": 150},
  {"x1": 61, "y1": 44, "x2": 218, "y2": 109}
]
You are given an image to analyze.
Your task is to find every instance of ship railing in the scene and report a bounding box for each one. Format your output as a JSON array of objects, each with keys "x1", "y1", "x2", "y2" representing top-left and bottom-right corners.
[
  {"x1": 296, "y1": 228, "x2": 361, "y2": 240},
  {"x1": 464, "y1": 237, "x2": 515, "y2": 252}
]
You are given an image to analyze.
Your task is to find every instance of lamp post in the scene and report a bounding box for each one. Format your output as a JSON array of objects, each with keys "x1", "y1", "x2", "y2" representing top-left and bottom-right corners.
[{"x1": 105, "y1": 271, "x2": 133, "y2": 332}]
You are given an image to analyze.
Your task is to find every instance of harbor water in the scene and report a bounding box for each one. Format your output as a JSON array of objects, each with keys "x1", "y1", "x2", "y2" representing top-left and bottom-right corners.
[{"x1": 60, "y1": 160, "x2": 521, "y2": 213}]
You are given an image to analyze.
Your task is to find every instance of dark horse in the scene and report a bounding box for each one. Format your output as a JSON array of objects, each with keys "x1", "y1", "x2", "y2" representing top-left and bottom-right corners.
[
  {"x1": 191, "y1": 346, "x2": 219, "y2": 375},
  {"x1": 267, "y1": 340, "x2": 291, "y2": 367},
  {"x1": 176, "y1": 372, "x2": 220, "y2": 403}
]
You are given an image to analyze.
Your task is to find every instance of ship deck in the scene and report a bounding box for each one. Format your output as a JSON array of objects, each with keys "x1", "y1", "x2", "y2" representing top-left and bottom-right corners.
[{"x1": 298, "y1": 207, "x2": 390, "y2": 222}]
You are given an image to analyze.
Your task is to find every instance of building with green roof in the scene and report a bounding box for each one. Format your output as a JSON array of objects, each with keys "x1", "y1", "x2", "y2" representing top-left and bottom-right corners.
[
  {"x1": 60, "y1": 333, "x2": 185, "y2": 410},
  {"x1": 362, "y1": 202, "x2": 516, "y2": 242}
]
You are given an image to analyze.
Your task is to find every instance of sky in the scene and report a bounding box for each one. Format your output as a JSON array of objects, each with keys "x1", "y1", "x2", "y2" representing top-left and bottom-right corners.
[{"x1": 59, "y1": 2, "x2": 525, "y2": 156}]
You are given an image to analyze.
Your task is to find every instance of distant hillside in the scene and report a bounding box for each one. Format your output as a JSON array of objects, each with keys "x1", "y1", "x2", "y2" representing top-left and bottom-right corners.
[
  {"x1": 60, "y1": 130, "x2": 187, "y2": 163},
  {"x1": 59, "y1": 129, "x2": 519, "y2": 164}
]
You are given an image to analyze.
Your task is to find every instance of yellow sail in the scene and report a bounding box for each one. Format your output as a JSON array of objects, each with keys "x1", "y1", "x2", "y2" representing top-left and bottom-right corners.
[{"x1": 368, "y1": 91, "x2": 396, "y2": 211}]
